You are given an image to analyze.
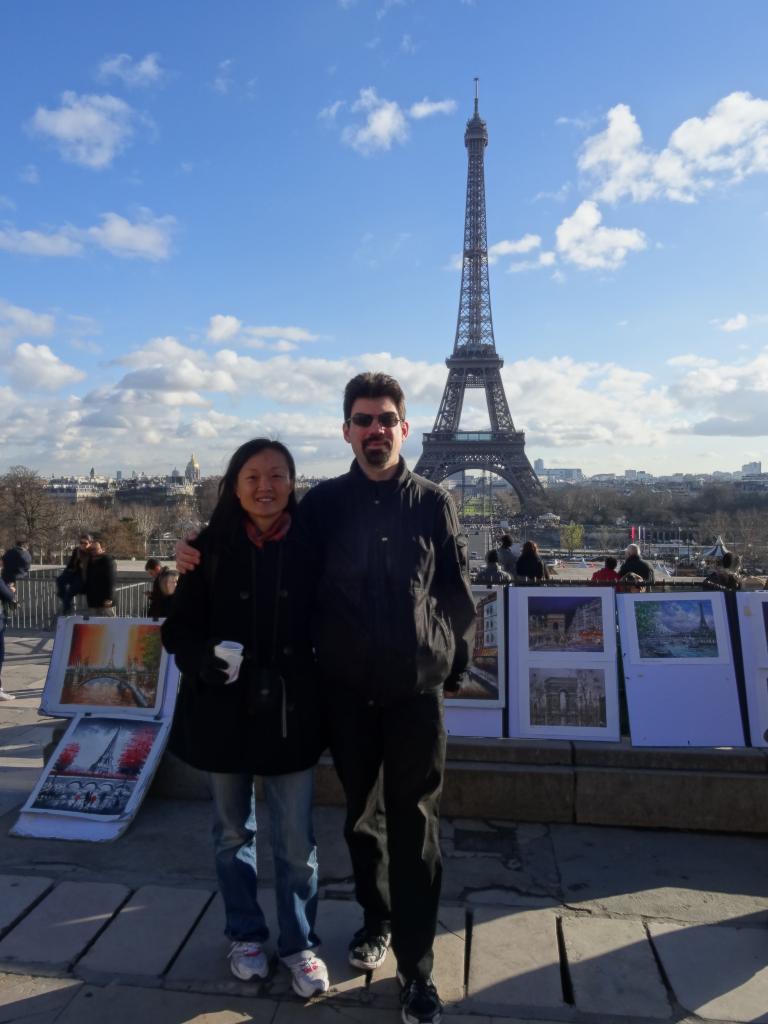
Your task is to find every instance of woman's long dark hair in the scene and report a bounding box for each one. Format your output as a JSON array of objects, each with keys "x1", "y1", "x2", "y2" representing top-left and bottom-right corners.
[
  {"x1": 205, "y1": 439, "x2": 297, "y2": 546},
  {"x1": 521, "y1": 540, "x2": 538, "y2": 557}
]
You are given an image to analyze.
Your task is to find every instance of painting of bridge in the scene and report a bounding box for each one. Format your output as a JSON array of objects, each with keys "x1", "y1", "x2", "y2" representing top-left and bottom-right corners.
[
  {"x1": 29, "y1": 717, "x2": 162, "y2": 818},
  {"x1": 634, "y1": 599, "x2": 719, "y2": 659},
  {"x1": 57, "y1": 622, "x2": 164, "y2": 710}
]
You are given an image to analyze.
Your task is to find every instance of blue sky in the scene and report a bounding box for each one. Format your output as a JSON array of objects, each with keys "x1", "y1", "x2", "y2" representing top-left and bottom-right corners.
[{"x1": 2, "y1": 0, "x2": 768, "y2": 480}]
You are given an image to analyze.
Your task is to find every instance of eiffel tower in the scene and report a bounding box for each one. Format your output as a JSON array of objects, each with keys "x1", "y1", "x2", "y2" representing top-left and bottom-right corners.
[{"x1": 414, "y1": 81, "x2": 543, "y2": 509}]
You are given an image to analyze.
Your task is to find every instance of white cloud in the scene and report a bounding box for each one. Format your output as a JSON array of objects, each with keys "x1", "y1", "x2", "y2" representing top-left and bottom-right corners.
[
  {"x1": 487, "y1": 234, "x2": 541, "y2": 262},
  {"x1": 28, "y1": 91, "x2": 138, "y2": 170},
  {"x1": 19, "y1": 164, "x2": 39, "y2": 184},
  {"x1": 580, "y1": 91, "x2": 768, "y2": 204},
  {"x1": 400, "y1": 34, "x2": 417, "y2": 55},
  {"x1": 409, "y1": 97, "x2": 457, "y2": 120},
  {"x1": 722, "y1": 313, "x2": 749, "y2": 332},
  {"x1": 342, "y1": 88, "x2": 409, "y2": 155},
  {"x1": 98, "y1": 53, "x2": 165, "y2": 88},
  {"x1": 667, "y1": 348, "x2": 768, "y2": 436},
  {"x1": 273, "y1": 340, "x2": 298, "y2": 352},
  {"x1": 208, "y1": 314, "x2": 242, "y2": 343},
  {"x1": 10, "y1": 343, "x2": 85, "y2": 390},
  {"x1": 0, "y1": 300, "x2": 55, "y2": 350},
  {"x1": 212, "y1": 59, "x2": 234, "y2": 95},
  {"x1": 246, "y1": 326, "x2": 319, "y2": 342},
  {"x1": 506, "y1": 251, "x2": 558, "y2": 274},
  {"x1": 85, "y1": 210, "x2": 175, "y2": 260},
  {"x1": 319, "y1": 100, "x2": 345, "y2": 121},
  {"x1": 0, "y1": 226, "x2": 82, "y2": 257},
  {"x1": 555, "y1": 200, "x2": 647, "y2": 270}
]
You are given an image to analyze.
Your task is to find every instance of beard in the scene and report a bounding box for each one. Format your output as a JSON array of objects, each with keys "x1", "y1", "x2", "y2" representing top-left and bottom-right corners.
[{"x1": 362, "y1": 438, "x2": 392, "y2": 466}]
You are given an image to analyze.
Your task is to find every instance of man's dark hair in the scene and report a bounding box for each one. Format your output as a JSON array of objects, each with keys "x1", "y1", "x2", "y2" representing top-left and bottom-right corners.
[
  {"x1": 605, "y1": 556, "x2": 618, "y2": 570},
  {"x1": 15, "y1": 538, "x2": 28, "y2": 547},
  {"x1": 145, "y1": 557, "x2": 162, "y2": 571},
  {"x1": 499, "y1": 534, "x2": 512, "y2": 548},
  {"x1": 486, "y1": 549, "x2": 499, "y2": 564},
  {"x1": 207, "y1": 438, "x2": 297, "y2": 545},
  {"x1": 79, "y1": 533, "x2": 92, "y2": 543},
  {"x1": 343, "y1": 372, "x2": 406, "y2": 422}
]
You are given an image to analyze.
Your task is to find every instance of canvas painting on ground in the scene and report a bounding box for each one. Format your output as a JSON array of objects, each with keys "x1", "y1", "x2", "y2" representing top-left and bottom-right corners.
[
  {"x1": 633, "y1": 599, "x2": 719, "y2": 660},
  {"x1": 445, "y1": 586, "x2": 505, "y2": 708},
  {"x1": 24, "y1": 716, "x2": 165, "y2": 820},
  {"x1": 527, "y1": 594, "x2": 605, "y2": 653},
  {"x1": 41, "y1": 618, "x2": 169, "y2": 716}
]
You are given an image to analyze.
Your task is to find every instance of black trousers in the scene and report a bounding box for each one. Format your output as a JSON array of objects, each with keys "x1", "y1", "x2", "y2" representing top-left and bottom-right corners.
[{"x1": 328, "y1": 689, "x2": 446, "y2": 982}]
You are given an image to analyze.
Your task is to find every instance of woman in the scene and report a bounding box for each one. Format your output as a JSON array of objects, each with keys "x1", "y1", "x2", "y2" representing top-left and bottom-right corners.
[
  {"x1": 515, "y1": 540, "x2": 549, "y2": 582},
  {"x1": 161, "y1": 439, "x2": 329, "y2": 996}
]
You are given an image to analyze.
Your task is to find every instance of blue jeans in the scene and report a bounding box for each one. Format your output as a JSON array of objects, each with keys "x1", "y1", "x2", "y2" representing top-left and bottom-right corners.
[{"x1": 208, "y1": 768, "x2": 319, "y2": 958}]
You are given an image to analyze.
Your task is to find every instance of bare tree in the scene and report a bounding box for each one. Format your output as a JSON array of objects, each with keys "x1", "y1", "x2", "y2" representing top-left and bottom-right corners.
[{"x1": 0, "y1": 466, "x2": 58, "y2": 559}]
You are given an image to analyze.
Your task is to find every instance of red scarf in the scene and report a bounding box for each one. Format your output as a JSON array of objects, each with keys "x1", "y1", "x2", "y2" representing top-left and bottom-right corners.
[{"x1": 244, "y1": 512, "x2": 291, "y2": 549}]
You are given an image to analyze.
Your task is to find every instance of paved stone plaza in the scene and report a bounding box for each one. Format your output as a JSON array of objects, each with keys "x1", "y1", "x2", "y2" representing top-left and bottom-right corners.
[{"x1": 2, "y1": 634, "x2": 768, "y2": 1024}]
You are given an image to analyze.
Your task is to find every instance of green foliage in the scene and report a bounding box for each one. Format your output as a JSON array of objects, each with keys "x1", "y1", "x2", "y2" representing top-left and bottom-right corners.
[{"x1": 560, "y1": 521, "x2": 585, "y2": 555}]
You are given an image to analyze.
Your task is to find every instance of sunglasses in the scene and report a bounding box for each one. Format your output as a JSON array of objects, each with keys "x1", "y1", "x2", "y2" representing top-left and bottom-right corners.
[{"x1": 346, "y1": 412, "x2": 401, "y2": 428}]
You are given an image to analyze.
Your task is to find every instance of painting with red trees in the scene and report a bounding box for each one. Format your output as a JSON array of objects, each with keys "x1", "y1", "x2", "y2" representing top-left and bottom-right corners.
[
  {"x1": 54, "y1": 743, "x2": 80, "y2": 773},
  {"x1": 118, "y1": 726, "x2": 156, "y2": 777}
]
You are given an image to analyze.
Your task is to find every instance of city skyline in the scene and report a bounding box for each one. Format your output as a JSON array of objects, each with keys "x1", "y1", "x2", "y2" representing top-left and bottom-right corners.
[{"x1": 2, "y1": 2, "x2": 768, "y2": 479}]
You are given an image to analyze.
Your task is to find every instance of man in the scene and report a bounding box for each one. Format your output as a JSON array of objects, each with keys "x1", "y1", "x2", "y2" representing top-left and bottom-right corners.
[
  {"x1": 85, "y1": 539, "x2": 116, "y2": 617},
  {"x1": 496, "y1": 534, "x2": 516, "y2": 575},
  {"x1": 1, "y1": 540, "x2": 31, "y2": 585},
  {"x1": 703, "y1": 552, "x2": 741, "y2": 592},
  {"x1": 57, "y1": 534, "x2": 92, "y2": 615},
  {"x1": 298, "y1": 373, "x2": 475, "y2": 1024},
  {"x1": 144, "y1": 558, "x2": 178, "y2": 618},
  {"x1": 0, "y1": 556, "x2": 17, "y2": 701},
  {"x1": 618, "y1": 543, "x2": 655, "y2": 585},
  {"x1": 176, "y1": 372, "x2": 475, "y2": 1024},
  {"x1": 474, "y1": 549, "x2": 511, "y2": 586},
  {"x1": 591, "y1": 556, "x2": 620, "y2": 584}
]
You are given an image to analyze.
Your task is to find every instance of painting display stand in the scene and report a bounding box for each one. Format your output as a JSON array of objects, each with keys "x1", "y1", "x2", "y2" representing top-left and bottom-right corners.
[
  {"x1": 736, "y1": 592, "x2": 768, "y2": 747},
  {"x1": 508, "y1": 587, "x2": 620, "y2": 742},
  {"x1": 617, "y1": 593, "x2": 744, "y2": 747},
  {"x1": 445, "y1": 586, "x2": 506, "y2": 738},
  {"x1": 12, "y1": 617, "x2": 179, "y2": 841}
]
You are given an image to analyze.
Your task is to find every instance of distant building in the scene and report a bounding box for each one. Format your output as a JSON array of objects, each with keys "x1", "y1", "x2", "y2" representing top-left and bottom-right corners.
[
  {"x1": 185, "y1": 453, "x2": 201, "y2": 483},
  {"x1": 742, "y1": 461, "x2": 762, "y2": 476},
  {"x1": 534, "y1": 458, "x2": 545, "y2": 473},
  {"x1": 116, "y1": 470, "x2": 122, "y2": 481}
]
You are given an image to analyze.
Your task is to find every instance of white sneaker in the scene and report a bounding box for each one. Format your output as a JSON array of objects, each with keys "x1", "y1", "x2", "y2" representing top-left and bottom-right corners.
[
  {"x1": 228, "y1": 941, "x2": 269, "y2": 980},
  {"x1": 0, "y1": 689, "x2": 16, "y2": 701},
  {"x1": 281, "y1": 950, "x2": 330, "y2": 998}
]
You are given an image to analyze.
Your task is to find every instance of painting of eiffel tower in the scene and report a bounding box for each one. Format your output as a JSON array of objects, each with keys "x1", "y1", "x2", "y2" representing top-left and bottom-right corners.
[{"x1": 414, "y1": 82, "x2": 543, "y2": 509}]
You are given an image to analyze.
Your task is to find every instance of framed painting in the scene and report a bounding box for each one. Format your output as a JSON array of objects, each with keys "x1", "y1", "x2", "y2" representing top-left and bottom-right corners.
[
  {"x1": 444, "y1": 586, "x2": 506, "y2": 709},
  {"x1": 41, "y1": 618, "x2": 172, "y2": 717},
  {"x1": 737, "y1": 593, "x2": 768, "y2": 747},
  {"x1": 621, "y1": 595, "x2": 729, "y2": 666}
]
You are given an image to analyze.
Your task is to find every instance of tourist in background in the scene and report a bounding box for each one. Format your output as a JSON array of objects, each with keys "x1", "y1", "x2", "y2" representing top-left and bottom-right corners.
[
  {"x1": 162, "y1": 439, "x2": 329, "y2": 997},
  {"x1": 591, "y1": 556, "x2": 620, "y2": 584},
  {"x1": 496, "y1": 534, "x2": 516, "y2": 575},
  {"x1": 515, "y1": 540, "x2": 549, "y2": 582},
  {"x1": 57, "y1": 534, "x2": 92, "y2": 615},
  {"x1": 475, "y1": 549, "x2": 512, "y2": 586},
  {"x1": 84, "y1": 539, "x2": 116, "y2": 617},
  {"x1": 1, "y1": 539, "x2": 31, "y2": 585},
  {"x1": 144, "y1": 558, "x2": 178, "y2": 618},
  {"x1": 618, "y1": 543, "x2": 655, "y2": 585},
  {"x1": 0, "y1": 557, "x2": 17, "y2": 701},
  {"x1": 703, "y1": 552, "x2": 741, "y2": 592}
]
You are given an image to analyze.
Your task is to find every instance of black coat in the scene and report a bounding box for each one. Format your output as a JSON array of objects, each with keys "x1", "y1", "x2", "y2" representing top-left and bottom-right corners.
[
  {"x1": 296, "y1": 458, "x2": 476, "y2": 705},
  {"x1": 619, "y1": 554, "x2": 655, "y2": 583},
  {"x1": 161, "y1": 523, "x2": 326, "y2": 775},
  {"x1": 1, "y1": 546, "x2": 31, "y2": 584},
  {"x1": 85, "y1": 554, "x2": 116, "y2": 606},
  {"x1": 515, "y1": 552, "x2": 548, "y2": 581}
]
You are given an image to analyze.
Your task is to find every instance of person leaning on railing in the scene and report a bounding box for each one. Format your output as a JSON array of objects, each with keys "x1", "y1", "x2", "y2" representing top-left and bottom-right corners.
[
  {"x1": 515, "y1": 540, "x2": 549, "y2": 583},
  {"x1": 0, "y1": 555, "x2": 18, "y2": 701}
]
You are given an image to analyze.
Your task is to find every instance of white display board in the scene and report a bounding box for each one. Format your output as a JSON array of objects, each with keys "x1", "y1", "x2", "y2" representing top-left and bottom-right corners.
[
  {"x1": 13, "y1": 616, "x2": 179, "y2": 841},
  {"x1": 444, "y1": 586, "x2": 506, "y2": 738},
  {"x1": 508, "y1": 587, "x2": 620, "y2": 742},
  {"x1": 617, "y1": 592, "x2": 744, "y2": 747},
  {"x1": 736, "y1": 592, "x2": 768, "y2": 747}
]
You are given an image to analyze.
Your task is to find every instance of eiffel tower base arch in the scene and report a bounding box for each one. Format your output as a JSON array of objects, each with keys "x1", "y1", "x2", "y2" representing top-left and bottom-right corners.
[{"x1": 414, "y1": 436, "x2": 542, "y2": 510}]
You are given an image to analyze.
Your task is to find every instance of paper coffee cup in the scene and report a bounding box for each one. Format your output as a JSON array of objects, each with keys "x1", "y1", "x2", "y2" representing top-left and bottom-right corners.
[{"x1": 214, "y1": 641, "x2": 244, "y2": 684}]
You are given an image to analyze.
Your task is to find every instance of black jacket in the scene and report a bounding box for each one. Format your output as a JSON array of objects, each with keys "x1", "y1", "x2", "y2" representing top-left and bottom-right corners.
[
  {"x1": 296, "y1": 459, "x2": 476, "y2": 705},
  {"x1": 161, "y1": 524, "x2": 326, "y2": 775},
  {"x1": 147, "y1": 567, "x2": 177, "y2": 618},
  {"x1": 475, "y1": 564, "x2": 511, "y2": 586},
  {"x1": 515, "y1": 552, "x2": 548, "y2": 581},
  {"x1": 1, "y1": 546, "x2": 31, "y2": 584},
  {"x1": 619, "y1": 554, "x2": 655, "y2": 583},
  {"x1": 85, "y1": 554, "x2": 116, "y2": 606}
]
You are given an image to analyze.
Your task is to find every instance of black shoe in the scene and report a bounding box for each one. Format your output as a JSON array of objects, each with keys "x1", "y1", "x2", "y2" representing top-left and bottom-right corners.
[
  {"x1": 348, "y1": 927, "x2": 391, "y2": 971},
  {"x1": 398, "y1": 974, "x2": 443, "y2": 1024}
]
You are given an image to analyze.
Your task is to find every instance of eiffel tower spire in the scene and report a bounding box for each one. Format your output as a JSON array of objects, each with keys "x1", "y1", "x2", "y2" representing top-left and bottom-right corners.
[{"x1": 414, "y1": 82, "x2": 543, "y2": 508}]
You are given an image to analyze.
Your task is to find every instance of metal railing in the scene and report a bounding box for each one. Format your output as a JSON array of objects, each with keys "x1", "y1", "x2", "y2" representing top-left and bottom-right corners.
[{"x1": 5, "y1": 578, "x2": 150, "y2": 633}]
